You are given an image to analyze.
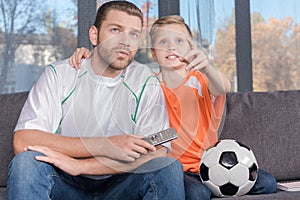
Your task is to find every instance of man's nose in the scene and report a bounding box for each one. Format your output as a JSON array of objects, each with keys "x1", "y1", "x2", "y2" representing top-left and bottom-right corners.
[{"x1": 118, "y1": 32, "x2": 130, "y2": 47}]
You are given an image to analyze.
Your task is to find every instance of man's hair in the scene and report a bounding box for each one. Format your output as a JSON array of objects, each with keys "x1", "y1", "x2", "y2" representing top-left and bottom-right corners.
[
  {"x1": 150, "y1": 15, "x2": 193, "y2": 45},
  {"x1": 93, "y1": 1, "x2": 143, "y2": 31}
]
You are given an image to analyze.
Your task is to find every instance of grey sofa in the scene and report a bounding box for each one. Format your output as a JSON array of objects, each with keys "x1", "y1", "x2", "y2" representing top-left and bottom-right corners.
[{"x1": 1, "y1": 90, "x2": 300, "y2": 199}]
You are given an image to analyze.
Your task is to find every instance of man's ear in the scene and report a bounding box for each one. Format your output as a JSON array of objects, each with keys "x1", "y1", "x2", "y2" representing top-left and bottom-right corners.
[
  {"x1": 150, "y1": 48, "x2": 157, "y2": 60},
  {"x1": 89, "y1": 26, "x2": 98, "y2": 46}
]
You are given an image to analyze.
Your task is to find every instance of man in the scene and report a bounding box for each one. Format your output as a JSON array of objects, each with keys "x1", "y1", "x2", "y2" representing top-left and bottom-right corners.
[{"x1": 7, "y1": 1, "x2": 185, "y2": 200}]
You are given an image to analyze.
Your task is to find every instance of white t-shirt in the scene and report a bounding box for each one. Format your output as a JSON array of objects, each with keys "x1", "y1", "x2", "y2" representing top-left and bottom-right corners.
[{"x1": 15, "y1": 58, "x2": 169, "y2": 141}]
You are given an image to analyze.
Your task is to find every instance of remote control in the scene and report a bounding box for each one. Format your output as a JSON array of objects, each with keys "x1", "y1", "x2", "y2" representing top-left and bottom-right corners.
[{"x1": 143, "y1": 128, "x2": 178, "y2": 146}]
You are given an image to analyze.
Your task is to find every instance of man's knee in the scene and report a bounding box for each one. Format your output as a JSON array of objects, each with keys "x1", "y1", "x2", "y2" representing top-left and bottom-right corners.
[{"x1": 8, "y1": 151, "x2": 54, "y2": 180}]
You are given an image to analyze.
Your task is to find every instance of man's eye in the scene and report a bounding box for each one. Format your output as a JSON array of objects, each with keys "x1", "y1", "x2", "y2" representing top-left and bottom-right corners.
[
  {"x1": 111, "y1": 28, "x2": 120, "y2": 33},
  {"x1": 130, "y1": 32, "x2": 140, "y2": 39}
]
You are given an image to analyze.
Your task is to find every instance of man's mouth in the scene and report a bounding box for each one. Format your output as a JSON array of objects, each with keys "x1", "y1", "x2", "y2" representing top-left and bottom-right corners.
[{"x1": 115, "y1": 49, "x2": 130, "y2": 59}]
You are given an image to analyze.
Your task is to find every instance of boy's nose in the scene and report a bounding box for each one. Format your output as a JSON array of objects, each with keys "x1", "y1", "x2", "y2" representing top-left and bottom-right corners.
[{"x1": 168, "y1": 47, "x2": 176, "y2": 51}]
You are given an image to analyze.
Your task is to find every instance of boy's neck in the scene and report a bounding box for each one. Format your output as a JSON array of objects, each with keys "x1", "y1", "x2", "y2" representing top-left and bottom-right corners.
[{"x1": 161, "y1": 66, "x2": 189, "y2": 89}]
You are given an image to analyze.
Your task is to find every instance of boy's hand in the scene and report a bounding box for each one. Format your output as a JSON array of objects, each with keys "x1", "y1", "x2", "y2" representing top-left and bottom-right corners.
[
  {"x1": 69, "y1": 47, "x2": 92, "y2": 69},
  {"x1": 181, "y1": 38, "x2": 211, "y2": 73}
]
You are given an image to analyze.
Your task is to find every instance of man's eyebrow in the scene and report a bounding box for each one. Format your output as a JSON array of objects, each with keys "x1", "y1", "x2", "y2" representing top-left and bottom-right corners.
[
  {"x1": 108, "y1": 23, "x2": 141, "y2": 33},
  {"x1": 107, "y1": 23, "x2": 122, "y2": 28}
]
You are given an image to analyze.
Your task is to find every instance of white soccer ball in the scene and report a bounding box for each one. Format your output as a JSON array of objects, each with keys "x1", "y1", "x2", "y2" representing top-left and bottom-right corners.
[{"x1": 199, "y1": 139, "x2": 259, "y2": 197}]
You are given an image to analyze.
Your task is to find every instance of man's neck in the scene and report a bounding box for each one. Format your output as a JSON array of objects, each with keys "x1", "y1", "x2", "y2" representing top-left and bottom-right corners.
[{"x1": 90, "y1": 56, "x2": 122, "y2": 78}]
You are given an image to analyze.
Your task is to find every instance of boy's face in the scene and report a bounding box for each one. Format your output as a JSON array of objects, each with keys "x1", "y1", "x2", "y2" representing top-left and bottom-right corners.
[
  {"x1": 90, "y1": 9, "x2": 142, "y2": 71},
  {"x1": 151, "y1": 24, "x2": 192, "y2": 69}
]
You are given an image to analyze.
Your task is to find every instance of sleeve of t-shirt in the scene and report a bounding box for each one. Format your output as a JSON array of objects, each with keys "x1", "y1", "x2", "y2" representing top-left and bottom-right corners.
[{"x1": 14, "y1": 66, "x2": 63, "y2": 133}]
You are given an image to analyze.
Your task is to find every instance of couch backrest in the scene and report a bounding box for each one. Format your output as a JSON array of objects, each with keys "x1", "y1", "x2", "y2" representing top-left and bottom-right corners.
[
  {"x1": 1, "y1": 90, "x2": 299, "y2": 185},
  {"x1": 219, "y1": 90, "x2": 300, "y2": 181},
  {"x1": 0, "y1": 92, "x2": 28, "y2": 187}
]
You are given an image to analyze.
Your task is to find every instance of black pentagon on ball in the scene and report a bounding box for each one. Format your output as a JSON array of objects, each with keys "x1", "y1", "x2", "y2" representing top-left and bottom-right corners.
[
  {"x1": 219, "y1": 151, "x2": 238, "y2": 169},
  {"x1": 249, "y1": 163, "x2": 258, "y2": 181},
  {"x1": 235, "y1": 140, "x2": 251, "y2": 151},
  {"x1": 199, "y1": 163, "x2": 210, "y2": 181},
  {"x1": 220, "y1": 183, "x2": 239, "y2": 196}
]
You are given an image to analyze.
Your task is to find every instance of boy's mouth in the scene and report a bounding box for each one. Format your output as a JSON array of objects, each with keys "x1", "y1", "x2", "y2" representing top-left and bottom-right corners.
[{"x1": 166, "y1": 54, "x2": 180, "y2": 60}]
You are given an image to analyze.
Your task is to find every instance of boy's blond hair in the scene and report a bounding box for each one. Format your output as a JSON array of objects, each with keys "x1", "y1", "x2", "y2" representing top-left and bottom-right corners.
[{"x1": 150, "y1": 15, "x2": 193, "y2": 45}]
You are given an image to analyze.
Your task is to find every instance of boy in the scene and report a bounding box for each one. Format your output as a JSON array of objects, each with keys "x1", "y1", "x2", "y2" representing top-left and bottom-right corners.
[{"x1": 70, "y1": 15, "x2": 277, "y2": 200}]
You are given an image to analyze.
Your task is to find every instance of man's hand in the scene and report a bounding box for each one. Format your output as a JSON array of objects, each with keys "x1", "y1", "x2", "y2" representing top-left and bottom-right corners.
[
  {"x1": 69, "y1": 47, "x2": 91, "y2": 69},
  {"x1": 28, "y1": 145, "x2": 82, "y2": 176},
  {"x1": 105, "y1": 134, "x2": 156, "y2": 162}
]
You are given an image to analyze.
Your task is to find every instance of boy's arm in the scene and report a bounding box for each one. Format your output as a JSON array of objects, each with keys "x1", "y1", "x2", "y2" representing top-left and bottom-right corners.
[
  {"x1": 183, "y1": 38, "x2": 231, "y2": 96},
  {"x1": 201, "y1": 64, "x2": 231, "y2": 96}
]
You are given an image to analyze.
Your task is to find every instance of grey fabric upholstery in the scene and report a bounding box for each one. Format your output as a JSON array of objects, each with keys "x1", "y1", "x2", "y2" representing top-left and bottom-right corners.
[
  {"x1": 0, "y1": 90, "x2": 300, "y2": 199},
  {"x1": 219, "y1": 90, "x2": 300, "y2": 181},
  {"x1": 0, "y1": 92, "x2": 28, "y2": 187}
]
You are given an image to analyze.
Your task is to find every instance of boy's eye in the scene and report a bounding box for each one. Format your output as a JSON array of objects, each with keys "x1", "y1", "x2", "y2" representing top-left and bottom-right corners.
[
  {"x1": 176, "y1": 39, "x2": 184, "y2": 44},
  {"x1": 159, "y1": 40, "x2": 167, "y2": 45}
]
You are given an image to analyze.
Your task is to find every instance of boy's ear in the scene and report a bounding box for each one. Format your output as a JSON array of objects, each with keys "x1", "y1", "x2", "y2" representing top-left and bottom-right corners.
[
  {"x1": 150, "y1": 48, "x2": 157, "y2": 60},
  {"x1": 89, "y1": 26, "x2": 98, "y2": 46}
]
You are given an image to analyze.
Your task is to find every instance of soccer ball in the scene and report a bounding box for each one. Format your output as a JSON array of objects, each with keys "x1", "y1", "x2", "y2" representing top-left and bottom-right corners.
[{"x1": 199, "y1": 139, "x2": 258, "y2": 197}]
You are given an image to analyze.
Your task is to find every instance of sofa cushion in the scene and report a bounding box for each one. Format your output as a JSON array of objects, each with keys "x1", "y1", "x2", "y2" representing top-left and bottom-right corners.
[
  {"x1": 0, "y1": 92, "x2": 28, "y2": 187},
  {"x1": 219, "y1": 90, "x2": 300, "y2": 181}
]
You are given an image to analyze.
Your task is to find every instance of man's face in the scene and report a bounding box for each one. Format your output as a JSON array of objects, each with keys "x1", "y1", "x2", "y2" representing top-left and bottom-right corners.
[
  {"x1": 151, "y1": 24, "x2": 192, "y2": 69},
  {"x1": 94, "y1": 10, "x2": 142, "y2": 71}
]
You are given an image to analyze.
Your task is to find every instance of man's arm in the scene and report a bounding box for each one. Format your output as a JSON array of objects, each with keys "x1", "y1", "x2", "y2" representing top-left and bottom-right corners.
[
  {"x1": 82, "y1": 146, "x2": 168, "y2": 175},
  {"x1": 14, "y1": 130, "x2": 98, "y2": 157},
  {"x1": 14, "y1": 130, "x2": 156, "y2": 162},
  {"x1": 27, "y1": 145, "x2": 167, "y2": 176}
]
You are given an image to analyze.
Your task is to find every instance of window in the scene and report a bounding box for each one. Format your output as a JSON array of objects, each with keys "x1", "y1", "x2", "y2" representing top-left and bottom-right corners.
[
  {"x1": 127, "y1": 0, "x2": 159, "y2": 72},
  {"x1": 1, "y1": 0, "x2": 299, "y2": 94},
  {"x1": 250, "y1": 0, "x2": 300, "y2": 91},
  {"x1": 180, "y1": 0, "x2": 237, "y2": 91},
  {"x1": 0, "y1": 0, "x2": 77, "y2": 94}
]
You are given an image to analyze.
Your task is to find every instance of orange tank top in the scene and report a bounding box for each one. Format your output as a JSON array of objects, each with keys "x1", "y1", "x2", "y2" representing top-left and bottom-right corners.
[{"x1": 160, "y1": 71, "x2": 226, "y2": 173}]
